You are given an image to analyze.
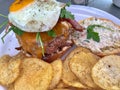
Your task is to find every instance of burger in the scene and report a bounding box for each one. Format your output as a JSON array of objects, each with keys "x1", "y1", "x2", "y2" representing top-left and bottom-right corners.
[{"x1": 3, "y1": 0, "x2": 83, "y2": 62}]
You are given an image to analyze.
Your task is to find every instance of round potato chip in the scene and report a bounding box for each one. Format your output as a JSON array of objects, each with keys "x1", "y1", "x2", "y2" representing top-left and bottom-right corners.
[
  {"x1": 13, "y1": 52, "x2": 27, "y2": 60},
  {"x1": 55, "y1": 81, "x2": 76, "y2": 90},
  {"x1": 62, "y1": 47, "x2": 87, "y2": 89},
  {"x1": 49, "y1": 59, "x2": 63, "y2": 90},
  {"x1": 8, "y1": 84, "x2": 14, "y2": 90},
  {"x1": 69, "y1": 52, "x2": 98, "y2": 88},
  {"x1": 14, "y1": 58, "x2": 53, "y2": 90},
  {"x1": 53, "y1": 89, "x2": 70, "y2": 90},
  {"x1": 0, "y1": 55, "x2": 21, "y2": 86},
  {"x1": 55, "y1": 84, "x2": 89, "y2": 90},
  {"x1": 56, "y1": 81, "x2": 69, "y2": 89},
  {"x1": 92, "y1": 55, "x2": 120, "y2": 90}
]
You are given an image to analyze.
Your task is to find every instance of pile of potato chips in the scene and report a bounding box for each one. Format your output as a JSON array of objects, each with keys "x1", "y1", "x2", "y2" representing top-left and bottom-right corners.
[{"x1": 0, "y1": 47, "x2": 120, "y2": 90}]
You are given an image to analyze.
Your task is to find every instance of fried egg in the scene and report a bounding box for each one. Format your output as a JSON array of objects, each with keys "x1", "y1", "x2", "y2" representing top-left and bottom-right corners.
[{"x1": 8, "y1": 0, "x2": 64, "y2": 32}]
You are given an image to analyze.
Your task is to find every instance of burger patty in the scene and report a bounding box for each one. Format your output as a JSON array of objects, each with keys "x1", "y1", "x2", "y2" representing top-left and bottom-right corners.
[
  {"x1": 45, "y1": 35, "x2": 72, "y2": 54},
  {"x1": 42, "y1": 34, "x2": 73, "y2": 61}
]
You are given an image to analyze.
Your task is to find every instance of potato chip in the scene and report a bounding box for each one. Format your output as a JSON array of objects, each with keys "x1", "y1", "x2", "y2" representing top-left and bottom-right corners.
[
  {"x1": 56, "y1": 81, "x2": 69, "y2": 89},
  {"x1": 55, "y1": 81, "x2": 73, "y2": 90},
  {"x1": 92, "y1": 55, "x2": 120, "y2": 90},
  {"x1": 0, "y1": 46, "x2": 101, "y2": 90},
  {"x1": 13, "y1": 52, "x2": 27, "y2": 60},
  {"x1": 55, "y1": 83, "x2": 87, "y2": 90},
  {"x1": 0, "y1": 55, "x2": 21, "y2": 86},
  {"x1": 14, "y1": 58, "x2": 53, "y2": 90},
  {"x1": 49, "y1": 59, "x2": 63, "y2": 90},
  {"x1": 62, "y1": 48, "x2": 87, "y2": 89},
  {"x1": 8, "y1": 84, "x2": 14, "y2": 90},
  {"x1": 69, "y1": 52, "x2": 98, "y2": 88},
  {"x1": 53, "y1": 89, "x2": 70, "y2": 90}
]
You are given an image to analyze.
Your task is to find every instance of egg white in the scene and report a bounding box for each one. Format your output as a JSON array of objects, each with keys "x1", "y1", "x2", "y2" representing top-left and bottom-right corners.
[{"x1": 8, "y1": 0, "x2": 64, "y2": 32}]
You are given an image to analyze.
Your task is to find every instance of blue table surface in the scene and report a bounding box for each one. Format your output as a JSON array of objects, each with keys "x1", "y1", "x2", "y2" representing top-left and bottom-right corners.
[{"x1": 0, "y1": 0, "x2": 120, "y2": 34}]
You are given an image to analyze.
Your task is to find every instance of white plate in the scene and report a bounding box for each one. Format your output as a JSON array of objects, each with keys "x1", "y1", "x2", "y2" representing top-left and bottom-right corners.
[{"x1": 0, "y1": 5, "x2": 120, "y2": 90}]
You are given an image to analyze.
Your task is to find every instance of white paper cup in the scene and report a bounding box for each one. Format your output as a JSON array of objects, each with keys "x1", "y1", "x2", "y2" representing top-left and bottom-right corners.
[{"x1": 113, "y1": 0, "x2": 120, "y2": 8}]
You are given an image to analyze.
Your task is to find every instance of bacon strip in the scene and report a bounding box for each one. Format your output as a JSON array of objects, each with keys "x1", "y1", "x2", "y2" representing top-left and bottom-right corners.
[{"x1": 60, "y1": 18, "x2": 83, "y2": 32}]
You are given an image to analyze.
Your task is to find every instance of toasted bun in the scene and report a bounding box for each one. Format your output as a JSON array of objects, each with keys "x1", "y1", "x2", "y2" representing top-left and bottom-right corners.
[
  {"x1": 71, "y1": 17, "x2": 120, "y2": 56},
  {"x1": 92, "y1": 55, "x2": 120, "y2": 90}
]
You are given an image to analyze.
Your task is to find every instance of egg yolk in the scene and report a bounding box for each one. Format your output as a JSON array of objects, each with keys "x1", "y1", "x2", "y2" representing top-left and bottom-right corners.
[{"x1": 10, "y1": 0, "x2": 34, "y2": 12}]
